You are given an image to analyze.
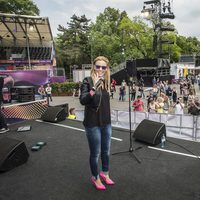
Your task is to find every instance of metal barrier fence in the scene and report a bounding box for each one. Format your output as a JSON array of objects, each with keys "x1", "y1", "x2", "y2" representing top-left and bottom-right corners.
[{"x1": 76, "y1": 110, "x2": 200, "y2": 142}]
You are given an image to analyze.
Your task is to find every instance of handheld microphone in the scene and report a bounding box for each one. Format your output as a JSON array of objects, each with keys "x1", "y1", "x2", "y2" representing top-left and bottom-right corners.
[{"x1": 93, "y1": 78, "x2": 104, "y2": 91}]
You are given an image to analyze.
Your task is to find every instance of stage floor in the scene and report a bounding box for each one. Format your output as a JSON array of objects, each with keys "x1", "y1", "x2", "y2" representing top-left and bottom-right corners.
[{"x1": 0, "y1": 119, "x2": 200, "y2": 200}]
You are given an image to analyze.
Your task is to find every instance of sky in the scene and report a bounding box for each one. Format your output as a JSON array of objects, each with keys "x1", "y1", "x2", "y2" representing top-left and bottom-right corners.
[{"x1": 33, "y1": 0, "x2": 200, "y2": 39}]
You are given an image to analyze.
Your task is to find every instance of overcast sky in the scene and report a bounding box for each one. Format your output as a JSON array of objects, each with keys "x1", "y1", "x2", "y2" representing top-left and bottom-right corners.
[{"x1": 33, "y1": 0, "x2": 200, "y2": 39}]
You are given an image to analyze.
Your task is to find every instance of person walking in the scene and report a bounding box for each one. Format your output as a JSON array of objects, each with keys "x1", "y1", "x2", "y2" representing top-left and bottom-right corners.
[
  {"x1": 45, "y1": 83, "x2": 52, "y2": 105},
  {"x1": 80, "y1": 56, "x2": 114, "y2": 190},
  {"x1": 130, "y1": 82, "x2": 136, "y2": 101}
]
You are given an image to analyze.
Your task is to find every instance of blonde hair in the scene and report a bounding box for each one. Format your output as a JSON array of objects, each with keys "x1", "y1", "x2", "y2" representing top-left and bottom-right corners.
[
  {"x1": 90, "y1": 56, "x2": 110, "y2": 92},
  {"x1": 157, "y1": 96, "x2": 164, "y2": 103}
]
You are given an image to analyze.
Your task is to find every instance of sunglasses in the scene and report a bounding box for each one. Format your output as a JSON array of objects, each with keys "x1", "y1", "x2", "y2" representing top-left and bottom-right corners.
[{"x1": 95, "y1": 65, "x2": 108, "y2": 70}]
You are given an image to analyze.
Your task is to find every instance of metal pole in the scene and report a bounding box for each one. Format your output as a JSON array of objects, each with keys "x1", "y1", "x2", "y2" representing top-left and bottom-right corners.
[
  {"x1": 158, "y1": 0, "x2": 162, "y2": 58},
  {"x1": 91, "y1": 37, "x2": 93, "y2": 64},
  {"x1": 128, "y1": 81, "x2": 133, "y2": 151},
  {"x1": 25, "y1": 21, "x2": 31, "y2": 69}
]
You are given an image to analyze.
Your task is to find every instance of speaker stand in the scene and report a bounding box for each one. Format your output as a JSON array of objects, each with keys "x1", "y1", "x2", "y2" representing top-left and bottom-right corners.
[{"x1": 112, "y1": 75, "x2": 142, "y2": 164}]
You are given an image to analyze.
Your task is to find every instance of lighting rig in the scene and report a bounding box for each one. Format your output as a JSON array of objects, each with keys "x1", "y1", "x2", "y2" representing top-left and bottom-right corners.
[{"x1": 141, "y1": 0, "x2": 175, "y2": 59}]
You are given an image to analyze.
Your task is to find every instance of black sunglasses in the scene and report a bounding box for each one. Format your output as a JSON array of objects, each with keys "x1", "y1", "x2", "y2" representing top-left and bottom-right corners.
[{"x1": 95, "y1": 65, "x2": 108, "y2": 70}]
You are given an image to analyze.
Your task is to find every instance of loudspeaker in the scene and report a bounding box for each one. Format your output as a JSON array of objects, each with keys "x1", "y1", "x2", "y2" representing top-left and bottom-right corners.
[
  {"x1": 55, "y1": 103, "x2": 68, "y2": 116},
  {"x1": 18, "y1": 94, "x2": 35, "y2": 102},
  {"x1": 133, "y1": 119, "x2": 166, "y2": 145},
  {"x1": 0, "y1": 137, "x2": 29, "y2": 172},
  {"x1": 126, "y1": 60, "x2": 137, "y2": 76},
  {"x1": 41, "y1": 106, "x2": 67, "y2": 122}
]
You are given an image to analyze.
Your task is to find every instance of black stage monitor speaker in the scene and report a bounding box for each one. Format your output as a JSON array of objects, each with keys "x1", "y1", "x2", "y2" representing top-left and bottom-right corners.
[
  {"x1": 126, "y1": 60, "x2": 137, "y2": 76},
  {"x1": 0, "y1": 137, "x2": 29, "y2": 172},
  {"x1": 41, "y1": 106, "x2": 67, "y2": 122},
  {"x1": 55, "y1": 103, "x2": 68, "y2": 116},
  {"x1": 133, "y1": 119, "x2": 166, "y2": 145}
]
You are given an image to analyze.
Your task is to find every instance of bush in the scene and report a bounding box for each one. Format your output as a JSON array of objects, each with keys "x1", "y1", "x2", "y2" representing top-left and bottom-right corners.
[{"x1": 51, "y1": 81, "x2": 77, "y2": 95}]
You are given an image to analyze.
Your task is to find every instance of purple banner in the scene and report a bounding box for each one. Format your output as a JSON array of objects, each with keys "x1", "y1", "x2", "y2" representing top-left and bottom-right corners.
[{"x1": 0, "y1": 70, "x2": 65, "y2": 87}]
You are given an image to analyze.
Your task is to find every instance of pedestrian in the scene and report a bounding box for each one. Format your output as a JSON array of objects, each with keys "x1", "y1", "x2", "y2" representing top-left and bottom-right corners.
[
  {"x1": 45, "y1": 83, "x2": 52, "y2": 104},
  {"x1": 38, "y1": 85, "x2": 46, "y2": 99},
  {"x1": 132, "y1": 95, "x2": 144, "y2": 112}
]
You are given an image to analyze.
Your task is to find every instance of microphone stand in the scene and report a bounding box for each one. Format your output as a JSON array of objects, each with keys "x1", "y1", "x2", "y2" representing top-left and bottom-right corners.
[{"x1": 112, "y1": 73, "x2": 142, "y2": 164}]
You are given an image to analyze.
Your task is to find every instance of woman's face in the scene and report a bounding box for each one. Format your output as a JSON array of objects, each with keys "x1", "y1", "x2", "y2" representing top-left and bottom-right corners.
[{"x1": 94, "y1": 60, "x2": 108, "y2": 78}]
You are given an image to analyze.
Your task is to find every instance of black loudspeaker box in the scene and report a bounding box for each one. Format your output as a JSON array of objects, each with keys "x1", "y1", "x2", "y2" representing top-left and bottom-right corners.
[
  {"x1": 41, "y1": 106, "x2": 67, "y2": 122},
  {"x1": 0, "y1": 137, "x2": 29, "y2": 172},
  {"x1": 55, "y1": 103, "x2": 68, "y2": 116},
  {"x1": 126, "y1": 60, "x2": 137, "y2": 77},
  {"x1": 133, "y1": 119, "x2": 166, "y2": 145}
]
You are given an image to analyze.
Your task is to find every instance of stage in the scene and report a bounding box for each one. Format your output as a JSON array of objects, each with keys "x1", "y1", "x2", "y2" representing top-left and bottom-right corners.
[{"x1": 0, "y1": 119, "x2": 200, "y2": 200}]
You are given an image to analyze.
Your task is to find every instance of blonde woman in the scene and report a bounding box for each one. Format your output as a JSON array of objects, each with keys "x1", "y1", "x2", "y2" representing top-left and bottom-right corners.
[
  {"x1": 80, "y1": 56, "x2": 114, "y2": 190},
  {"x1": 156, "y1": 96, "x2": 164, "y2": 113}
]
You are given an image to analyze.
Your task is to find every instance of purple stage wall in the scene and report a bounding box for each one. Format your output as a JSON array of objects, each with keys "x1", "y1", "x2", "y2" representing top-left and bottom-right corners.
[{"x1": 0, "y1": 70, "x2": 65, "y2": 87}]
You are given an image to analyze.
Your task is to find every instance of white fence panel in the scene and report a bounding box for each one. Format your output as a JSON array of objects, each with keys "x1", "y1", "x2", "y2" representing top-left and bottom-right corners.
[{"x1": 74, "y1": 109, "x2": 199, "y2": 141}]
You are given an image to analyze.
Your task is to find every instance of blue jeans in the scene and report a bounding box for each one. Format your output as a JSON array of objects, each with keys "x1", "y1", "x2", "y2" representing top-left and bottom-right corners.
[{"x1": 85, "y1": 124, "x2": 112, "y2": 179}]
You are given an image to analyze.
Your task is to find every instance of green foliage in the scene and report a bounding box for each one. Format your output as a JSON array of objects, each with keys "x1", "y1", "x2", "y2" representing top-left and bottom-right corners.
[
  {"x1": 51, "y1": 82, "x2": 60, "y2": 93},
  {"x1": 51, "y1": 82, "x2": 77, "y2": 94},
  {"x1": 0, "y1": 0, "x2": 39, "y2": 15},
  {"x1": 55, "y1": 14, "x2": 91, "y2": 73},
  {"x1": 55, "y1": 6, "x2": 200, "y2": 70},
  {"x1": 176, "y1": 35, "x2": 200, "y2": 55}
]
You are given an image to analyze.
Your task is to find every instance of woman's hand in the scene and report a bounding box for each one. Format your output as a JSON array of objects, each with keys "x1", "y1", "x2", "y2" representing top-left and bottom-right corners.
[{"x1": 89, "y1": 90, "x2": 95, "y2": 97}]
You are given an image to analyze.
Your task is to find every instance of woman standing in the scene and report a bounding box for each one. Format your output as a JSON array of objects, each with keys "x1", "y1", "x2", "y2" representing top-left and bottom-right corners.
[
  {"x1": 80, "y1": 56, "x2": 114, "y2": 190},
  {"x1": 156, "y1": 96, "x2": 164, "y2": 113}
]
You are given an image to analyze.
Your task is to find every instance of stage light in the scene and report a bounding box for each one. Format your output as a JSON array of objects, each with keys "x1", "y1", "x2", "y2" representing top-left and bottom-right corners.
[
  {"x1": 144, "y1": 0, "x2": 159, "y2": 5},
  {"x1": 29, "y1": 23, "x2": 34, "y2": 31},
  {"x1": 141, "y1": 0, "x2": 175, "y2": 59},
  {"x1": 144, "y1": 11, "x2": 150, "y2": 18},
  {"x1": 163, "y1": 7, "x2": 166, "y2": 13},
  {"x1": 141, "y1": 8, "x2": 154, "y2": 18}
]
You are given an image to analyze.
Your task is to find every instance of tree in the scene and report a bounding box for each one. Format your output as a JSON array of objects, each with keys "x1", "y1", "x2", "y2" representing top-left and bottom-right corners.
[
  {"x1": 0, "y1": 0, "x2": 39, "y2": 15},
  {"x1": 176, "y1": 35, "x2": 200, "y2": 55},
  {"x1": 55, "y1": 7, "x2": 200, "y2": 70},
  {"x1": 90, "y1": 7, "x2": 129, "y2": 65},
  {"x1": 119, "y1": 16, "x2": 154, "y2": 59},
  {"x1": 55, "y1": 14, "x2": 91, "y2": 74}
]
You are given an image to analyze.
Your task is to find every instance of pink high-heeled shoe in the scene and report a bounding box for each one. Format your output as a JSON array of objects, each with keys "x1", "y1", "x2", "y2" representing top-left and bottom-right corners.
[
  {"x1": 91, "y1": 177, "x2": 106, "y2": 190},
  {"x1": 100, "y1": 172, "x2": 115, "y2": 185}
]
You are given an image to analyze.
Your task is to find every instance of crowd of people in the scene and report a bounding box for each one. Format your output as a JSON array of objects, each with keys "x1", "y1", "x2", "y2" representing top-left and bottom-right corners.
[{"x1": 110, "y1": 75, "x2": 200, "y2": 116}]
